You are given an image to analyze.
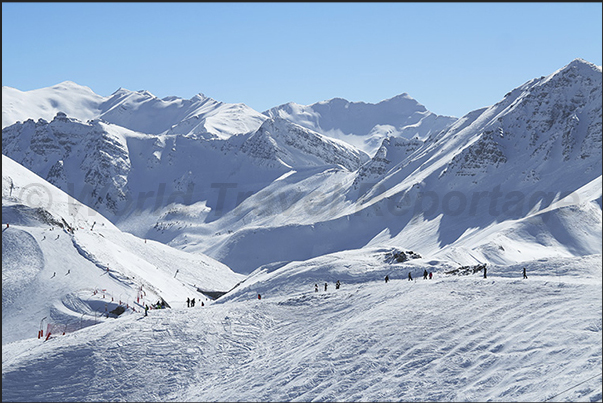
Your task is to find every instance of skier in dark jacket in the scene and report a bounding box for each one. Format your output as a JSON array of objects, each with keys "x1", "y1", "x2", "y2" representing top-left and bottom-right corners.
[
  {"x1": 483, "y1": 266, "x2": 487, "y2": 279},
  {"x1": 315, "y1": 284, "x2": 318, "y2": 292},
  {"x1": 324, "y1": 283, "x2": 328, "y2": 291},
  {"x1": 187, "y1": 297, "x2": 190, "y2": 307},
  {"x1": 523, "y1": 267, "x2": 527, "y2": 279},
  {"x1": 408, "y1": 272, "x2": 413, "y2": 281},
  {"x1": 385, "y1": 275, "x2": 389, "y2": 283},
  {"x1": 423, "y1": 269, "x2": 428, "y2": 279}
]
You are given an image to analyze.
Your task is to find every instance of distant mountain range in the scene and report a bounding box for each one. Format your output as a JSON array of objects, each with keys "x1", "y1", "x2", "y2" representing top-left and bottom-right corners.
[
  {"x1": 3, "y1": 58, "x2": 601, "y2": 274},
  {"x1": 2, "y1": 81, "x2": 267, "y2": 140},
  {"x1": 264, "y1": 93, "x2": 457, "y2": 154}
]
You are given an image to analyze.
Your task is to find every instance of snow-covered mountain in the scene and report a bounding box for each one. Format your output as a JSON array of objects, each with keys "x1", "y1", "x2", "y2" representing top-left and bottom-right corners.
[
  {"x1": 2, "y1": 111, "x2": 369, "y2": 233},
  {"x1": 2, "y1": 59, "x2": 602, "y2": 403},
  {"x1": 3, "y1": 82, "x2": 456, "y2": 156},
  {"x1": 2, "y1": 82, "x2": 267, "y2": 139},
  {"x1": 156, "y1": 58, "x2": 602, "y2": 273},
  {"x1": 2, "y1": 154, "x2": 244, "y2": 345},
  {"x1": 264, "y1": 93, "x2": 458, "y2": 155},
  {"x1": 2, "y1": 58, "x2": 601, "y2": 276},
  {"x1": 241, "y1": 117, "x2": 369, "y2": 171},
  {"x1": 2, "y1": 81, "x2": 105, "y2": 129},
  {"x1": 98, "y1": 88, "x2": 267, "y2": 139}
]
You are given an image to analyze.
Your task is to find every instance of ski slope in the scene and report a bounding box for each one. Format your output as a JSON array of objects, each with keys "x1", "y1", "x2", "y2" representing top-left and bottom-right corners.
[
  {"x1": 2, "y1": 154, "x2": 244, "y2": 345},
  {"x1": 2, "y1": 250, "x2": 601, "y2": 402}
]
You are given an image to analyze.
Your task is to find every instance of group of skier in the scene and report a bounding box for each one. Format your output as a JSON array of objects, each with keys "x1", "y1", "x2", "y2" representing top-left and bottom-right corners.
[
  {"x1": 186, "y1": 297, "x2": 204, "y2": 307},
  {"x1": 398, "y1": 269, "x2": 434, "y2": 282},
  {"x1": 385, "y1": 266, "x2": 528, "y2": 283},
  {"x1": 147, "y1": 265, "x2": 531, "y2": 316},
  {"x1": 314, "y1": 280, "x2": 342, "y2": 292}
]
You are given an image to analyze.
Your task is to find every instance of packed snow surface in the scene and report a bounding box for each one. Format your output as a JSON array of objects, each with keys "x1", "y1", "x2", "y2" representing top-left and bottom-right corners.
[{"x1": 2, "y1": 249, "x2": 601, "y2": 402}]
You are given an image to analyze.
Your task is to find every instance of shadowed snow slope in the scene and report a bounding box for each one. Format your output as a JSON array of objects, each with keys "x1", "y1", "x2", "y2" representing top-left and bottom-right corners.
[
  {"x1": 2, "y1": 154, "x2": 244, "y2": 345},
  {"x1": 2, "y1": 112, "x2": 369, "y2": 236}
]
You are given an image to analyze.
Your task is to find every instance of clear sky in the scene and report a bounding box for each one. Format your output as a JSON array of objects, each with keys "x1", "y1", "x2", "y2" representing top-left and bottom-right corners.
[{"x1": 2, "y1": 2, "x2": 602, "y2": 117}]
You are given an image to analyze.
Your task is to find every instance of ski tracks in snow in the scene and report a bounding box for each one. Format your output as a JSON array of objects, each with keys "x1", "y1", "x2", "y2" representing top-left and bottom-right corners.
[{"x1": 2, "y1": 272, "x2": 600, "y2": 402}]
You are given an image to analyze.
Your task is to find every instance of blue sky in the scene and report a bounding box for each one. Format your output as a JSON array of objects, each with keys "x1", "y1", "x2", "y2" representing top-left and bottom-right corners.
[{"x1": 2, "y1": 2, "x2": 602, "y2": 117}]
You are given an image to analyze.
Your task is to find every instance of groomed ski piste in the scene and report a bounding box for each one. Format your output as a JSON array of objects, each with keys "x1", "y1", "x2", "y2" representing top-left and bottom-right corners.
[{"x1": 2, "y1": 243, "x2": 602, "y2": 401}]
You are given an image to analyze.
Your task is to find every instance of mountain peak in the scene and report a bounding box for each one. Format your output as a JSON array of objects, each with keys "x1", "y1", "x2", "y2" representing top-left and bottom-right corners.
[
  {"x1": 382, "y1": 92, "x2": 411, "y2": 101},
  {"x1": 317, "y1": 97, "x2": 350, "y2": 106},
  {"x1": 52, "y1": 80, "x2": 87, "y2": 89},
  {"x1": 550, "y1": 58, "x2": 602, "y2": 79},
  {"x1": 111, "y1": 87, "x2": 131, "y2": 96},
  {"x1": 135, "y1": 89, "x2": 156, "y2": 98},
  {"x1": 48, "y1": 81, "x2": 98, "y2": 95},
  {"x1": 567, "y1": 57, "x2": 597, "y2": 68},
  {"x1": 191, "y1": 93, "x2": 208, "y2": 101}
]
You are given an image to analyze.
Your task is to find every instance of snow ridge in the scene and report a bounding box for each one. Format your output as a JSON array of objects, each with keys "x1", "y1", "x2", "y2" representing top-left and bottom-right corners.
[{"x1": 264, "y1": 93, "x2": 457, "y2": 155}]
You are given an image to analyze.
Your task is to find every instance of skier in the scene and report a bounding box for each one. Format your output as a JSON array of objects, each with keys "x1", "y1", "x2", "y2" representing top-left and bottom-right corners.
[
  {"x1": 523, "y1": 267, "x2": 527, "y2": 279},
  {"x1": 191, "y1": 298, "x2": 195, "y2": 307},
  {"x1": 483, "y1": 266, "x2": 487, "y2": 279},
  {"x1": 144, "y1": 305, "x2": 149, "y2": 316},
  {"x1": 314, "y1": 283, "x2": 318, "y2": 292},
  {"x1": 423, "y1": 269, "x2": 428, "y2": 280},
  {"x1": 258, "y1": 294, "x2": 261, "y2": 300},
  {"x1": 336, "y1": 280, "x2": 341, "y2": 290},
  {"x1": 408, "y1": 272, "x2": 413, "y2": 281},
  {"x1": 385, "y1": 275, "x2": 389, "y2": 283},
  {"x1": 187, "y1": 297, "x2": 190, "y2": 308},
  {"x1": 324, "y1": 283, "x2": 328, "y2": 291},
  {"x1": 429, "y1": 272, "x2": 433, "y2": 280}
]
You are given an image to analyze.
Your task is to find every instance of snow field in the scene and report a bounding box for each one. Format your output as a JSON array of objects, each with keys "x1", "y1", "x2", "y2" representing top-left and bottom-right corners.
[{"x1": 2, "y1": 253, "x2": 601, "y2": 402}]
